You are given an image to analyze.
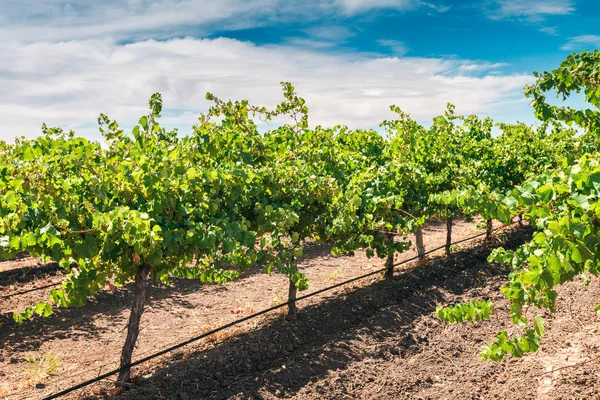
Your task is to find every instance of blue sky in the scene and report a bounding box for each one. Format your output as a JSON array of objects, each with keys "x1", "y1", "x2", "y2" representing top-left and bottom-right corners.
[
  {"x1": 211, "y1": 0, "x2": 597, "y2": 67},
  {"x1": 0, "y1": 0, "x2": 598, "y2": 141}
]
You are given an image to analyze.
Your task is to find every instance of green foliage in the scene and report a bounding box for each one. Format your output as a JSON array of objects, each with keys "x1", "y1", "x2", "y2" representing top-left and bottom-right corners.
[
  {"x1": 474, "y1": 50, "x2": 600, "y2": 360},
  {"x1": 480, "y1": 317, "x2": 545, "y2": 361},
  {"x1": 436, "y1": 300, "x2": 494, "y2": 323},
  {"x1": 526, "y1": 50, "x2": 600, "y2": 133},
  {"x1": 488, "y1": 153, "x2": 600, "y2": 339}
]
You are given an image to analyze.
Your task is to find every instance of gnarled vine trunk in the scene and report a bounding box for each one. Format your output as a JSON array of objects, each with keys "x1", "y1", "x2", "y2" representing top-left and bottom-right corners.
[
  {"x1": 486, "y1": 218, "x2": 493, "y2": 240},
  {"x1": 415, "y1": 225, "x2": 425, "y2": 261},
  {"x1": 287, "y1": 255, "x2": 298, "y2": 318},
  {"x1": 445, "y1": 215, "x2": 453, "y2": 256},
  {"x1": 117, "y1": 264, "x2": 151, "y2": 386}
]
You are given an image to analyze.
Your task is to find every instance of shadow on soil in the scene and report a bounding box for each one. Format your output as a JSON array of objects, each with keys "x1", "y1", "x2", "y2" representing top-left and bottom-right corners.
[
  {"x1": 0, "y1": 260, "x2": 62, "y2": 288},
  {"x1": 0, "y1": 272, "x2": 258, "y2": 352},
  {"x1": 104, "y1": 227, "x2": 532, "y2": 400}
]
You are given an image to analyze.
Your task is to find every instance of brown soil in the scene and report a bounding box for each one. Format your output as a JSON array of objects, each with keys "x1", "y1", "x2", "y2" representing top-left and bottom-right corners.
[{"x1": 2, "y1": 219, "x2": 599, "y2": 400}]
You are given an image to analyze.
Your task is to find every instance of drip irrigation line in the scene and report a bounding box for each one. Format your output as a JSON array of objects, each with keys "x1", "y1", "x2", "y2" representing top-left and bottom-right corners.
[
  {"x1": 2, "y1": 254, "x2": 31, "y2": 262},
  {"x1": 1, "y1": 282, "x2": 62, "y2": 300},
  {"x1": 40, "y1": 221, "x2": 516, "y2": 400}
]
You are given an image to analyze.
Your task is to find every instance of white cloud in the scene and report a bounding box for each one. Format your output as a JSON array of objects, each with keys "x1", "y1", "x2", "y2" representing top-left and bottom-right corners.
[
  {"x1": 539, "y1": 26, "x2": 558, "y2": 36},
  {"x1": 335, "y1": 0, "x2": 452, "y2": 15},
  {"x1": 423, "y1": 2, "x2": 451, "y2": 13},
  {"x1": 458, "y1": 62, "x2": 508, "y2": 72},
  {"x1": 489, "y1": 0, "x2": 574, "y2": 20},
  {"x1": 0, "y1": 37, "x2": 533, "y2": 142},
  {"x1": 377, "y1": 39, "x2": 409, "y2": 56},
  {"x1": 285, "y1": 25, "x2": 355, "y2": 49},
  {"x1": 284, "y1": 38, "x2": 342, "y2": 50},
  {"x1": 336, "y1": 0, "x2": 418, "y2": 15},
  {"x1": 561, "y1": 35, "x2": 600, "y2": 51}
]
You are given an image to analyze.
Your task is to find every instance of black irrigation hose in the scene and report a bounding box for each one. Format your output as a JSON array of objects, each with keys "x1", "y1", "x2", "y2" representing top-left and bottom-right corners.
[
  {"x1": 2, "y1": 254, "x2": 31, "y2": 262},
  {"x1": 1, "y1": 282, "x2": 62, "y2": 300},
  {"x1": 40, "y1": 222, "x2": 516, "y2": 400}
]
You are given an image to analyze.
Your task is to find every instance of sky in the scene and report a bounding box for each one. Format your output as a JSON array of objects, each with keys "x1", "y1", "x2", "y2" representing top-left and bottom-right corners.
[{"x1": 0, "y1": 0, "x2": 598, "y2": 142}]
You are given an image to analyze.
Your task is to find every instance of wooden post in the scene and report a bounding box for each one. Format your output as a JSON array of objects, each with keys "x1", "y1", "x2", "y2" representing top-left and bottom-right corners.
[
  {"x1": 445, "y1": 215, "x2": 453, "y2": 256},
  {"x1": 415, "y1": 225, "x2": 425, "y2": 261},
  {"x1": 117, "y1": 264, "x2": 151, "y2": 385}
]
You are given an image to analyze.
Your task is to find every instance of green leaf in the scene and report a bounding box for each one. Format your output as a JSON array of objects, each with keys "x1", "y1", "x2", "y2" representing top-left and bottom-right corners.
[
  {"x1": 22, "y1": 146, "x2": 35, "y2": 161},
  {"x1": 534, "y1": 316, "x2": 545, "y2": 337},
  {"x1": 186, "y1": 167, "x2": 199, "y2": 179},
  {"x1": 4, "y1": 191, "x2": 18, "y2": 208},
  {"x1": 139, "y1": 116, "x2": 148, "y2": 130},
  {"x1": 568, "y1": 193, "x2": 591, "y2": 210}
]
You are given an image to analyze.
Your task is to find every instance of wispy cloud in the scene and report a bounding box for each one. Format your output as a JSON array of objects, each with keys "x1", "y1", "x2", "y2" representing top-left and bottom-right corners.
[
  {"x1": 378, "y1": 39, "x2": 409, "y2": 56},
  {"x1": 539, "y1": 26, "x2": 559, "y2": 36},
  {"x1": 458, "y1": 62, "x2": 508, "y2": 72},
  {"x1": 305, "y1": 25, "x2": 355, "y2": 42},
  {"x1": 336, "y1": 0, "x2": 453, "y2": 16},
  {"x1": 422, "y1": 2, "x2": 452, "y2": 13},
  {"x1": 488, "y1": 0, "x2": 574, "y2": 21},
  {"x1": 0, "y1": 37, "x2": 532, "y2": 142},
  {"x1": 560, "y1": 35, "x2": 600, "y2": 51},
  {"x1": 335, "y1": 0, "x2": 419, "y2": 15},
  {"x1": 284, "y1": 26, "x2": 355, "y2": 50},
  {"x1": 284, "y1": 38, "x2": 343, "y2": 50}
]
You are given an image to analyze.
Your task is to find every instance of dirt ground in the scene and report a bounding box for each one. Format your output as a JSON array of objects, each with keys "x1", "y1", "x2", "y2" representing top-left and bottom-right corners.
[{"x1": 2, "y1": 219, "x2": 599, "y2": 399}]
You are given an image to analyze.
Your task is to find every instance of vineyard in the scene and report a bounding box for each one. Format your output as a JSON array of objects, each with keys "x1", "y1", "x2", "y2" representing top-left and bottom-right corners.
[{"x1": 1, "y1": 50, "x2": 600, "y2": 399}]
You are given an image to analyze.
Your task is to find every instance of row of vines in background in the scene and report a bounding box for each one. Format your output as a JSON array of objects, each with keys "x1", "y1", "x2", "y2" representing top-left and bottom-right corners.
[{"x1": 1, "y1": 50, "x2": 599, "y2": 387}]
